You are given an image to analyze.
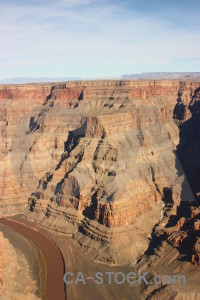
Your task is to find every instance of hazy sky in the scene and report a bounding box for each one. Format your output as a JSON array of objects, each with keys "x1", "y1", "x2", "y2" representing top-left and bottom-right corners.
[{"x1": 0, "y1": 0, "x2": 200, "y2": 79}]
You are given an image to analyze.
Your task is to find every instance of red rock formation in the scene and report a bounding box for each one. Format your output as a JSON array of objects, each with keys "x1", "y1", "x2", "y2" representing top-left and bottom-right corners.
[{"x1": 1, "y1": 79, "x2": 200, "y2": 265}]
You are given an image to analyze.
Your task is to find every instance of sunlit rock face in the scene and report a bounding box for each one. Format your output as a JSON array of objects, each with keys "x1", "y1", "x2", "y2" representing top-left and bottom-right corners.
[{"x1": 0, "y1": 80, "x2": 200, "y2": 264}]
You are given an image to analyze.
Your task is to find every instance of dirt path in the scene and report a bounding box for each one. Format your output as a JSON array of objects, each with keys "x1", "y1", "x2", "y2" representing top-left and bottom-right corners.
[{"x1": 0, "y1": 218, "x2": 66, "y2": 300}]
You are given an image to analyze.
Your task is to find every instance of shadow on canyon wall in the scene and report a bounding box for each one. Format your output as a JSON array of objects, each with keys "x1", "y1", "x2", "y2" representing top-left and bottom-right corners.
[{"x1": 145, "y1": 87, "x2": 200, "y2": 260}]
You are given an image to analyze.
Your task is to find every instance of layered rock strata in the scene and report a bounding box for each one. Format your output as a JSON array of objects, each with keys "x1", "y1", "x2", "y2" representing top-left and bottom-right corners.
[
  {"x1": 0, "y1": 80, "x2": 200, "y2": 264},
  {"x1": 135, "y1": 85, "x2": 200, "y2": 299}
]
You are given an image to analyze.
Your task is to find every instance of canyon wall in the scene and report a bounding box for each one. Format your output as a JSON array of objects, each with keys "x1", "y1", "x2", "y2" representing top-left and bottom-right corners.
[{"x1": 0, "y1": 80, "x2": 200, "y2": 264}]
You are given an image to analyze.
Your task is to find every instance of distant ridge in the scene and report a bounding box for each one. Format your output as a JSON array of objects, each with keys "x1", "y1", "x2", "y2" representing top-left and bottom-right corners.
[
  {"x1": 122, "y1": 72, "x2": 200, "y2": 80},
  {"x1": 1, "y1": 73, "x2": 200, "y2": 84}
]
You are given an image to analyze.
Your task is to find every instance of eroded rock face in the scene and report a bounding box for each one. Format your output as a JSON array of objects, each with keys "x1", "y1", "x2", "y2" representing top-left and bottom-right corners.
[
  {"x1": 0, "y1": 80, "x2": 200, "y2": 264},
  {"x1": 134, "y1": 86, "x2": 200, "y2": 299},
  {"x1": 0, "y1": 232, "x2": 39, "y2": 299}
]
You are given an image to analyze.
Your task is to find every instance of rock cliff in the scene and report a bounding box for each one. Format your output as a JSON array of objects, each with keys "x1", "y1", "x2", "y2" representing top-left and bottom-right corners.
[{"x1": 0, "y1": 80, "x2": 200, "y2": 266}]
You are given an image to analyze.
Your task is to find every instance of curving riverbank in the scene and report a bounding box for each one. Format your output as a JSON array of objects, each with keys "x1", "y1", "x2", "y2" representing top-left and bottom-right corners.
[{"x1": 0, "y1": 218, "x2": 66, "y2": 300}]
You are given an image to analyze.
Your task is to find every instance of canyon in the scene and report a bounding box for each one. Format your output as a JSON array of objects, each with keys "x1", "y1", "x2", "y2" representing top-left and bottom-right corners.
[{"x1": 0, "y1": 79, "x2": 200, "y2": 299}]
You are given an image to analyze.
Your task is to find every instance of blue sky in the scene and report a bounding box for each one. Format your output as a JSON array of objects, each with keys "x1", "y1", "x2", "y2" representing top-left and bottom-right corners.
[{"x1": 0, "y1": 0, "x2": 200, "y2": 79}]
